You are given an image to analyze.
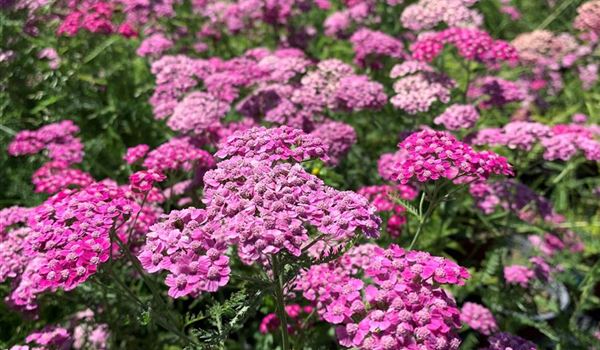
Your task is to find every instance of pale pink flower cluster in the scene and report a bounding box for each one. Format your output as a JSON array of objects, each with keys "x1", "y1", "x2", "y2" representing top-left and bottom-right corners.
[
  {"x1": 138, "y1": 208, "x2": 230, "y2": 298},
  {"x1": 503, "y1": 265, "x2": 534, "y2": 288},
  {"x1": 349, "y1": 28, "x2": 405, "y2": 68},
  {"x1": 389, "y1": 130, "x2": 513, "y2": 184},
  {"x1": 471, "y1": 122, "x2": 552, "y2": 151},
  {"x1": 574, "y1": 0, "x2": 600, "y2": 34},
  {"x1": 295, "y1": 244, "x2": 470, "y2": 349},
  {"x1": 411, "y1": 28, "x2": 518, "y2": 65},
  {"x1": 483, "y1": 332, "x2": 537, "y2": 350},
  {"x1": 401, "y1": 0, "x2": 482, "y2": 31},
  {"x1": 10, "y1": 326, "x2": 71, "y2": 350},
  {"x1": 310, "y1": 121, "x2": 357, "y2": 166},
  {"x1": 357, "y1": 184, "x2": 418, "y2": 237},
  {"x1": 460, "y1": 302, "x2": 498, "y2": 336},
  {"x1": 434, "y1": 104, "x2": 480, "y2": 130},
  {"x1": 0, "y1": 208, "x2": 32, "y2": 284},
  {"x1": 528, "y1": 232, "x2": 584, "y2": 257},
  {"x1": 38, "y1": 47, "x2": 61, "y2": 69},
  {"x1": 390, "y1": 61, "x2": 456, "y2": 114}
]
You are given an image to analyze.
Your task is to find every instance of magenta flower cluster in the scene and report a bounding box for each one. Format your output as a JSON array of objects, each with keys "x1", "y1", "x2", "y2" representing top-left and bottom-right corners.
[
  {"x1": 503, "y1": 265, "x2": 534, "y2": 288},
  {"x1": 138, "y1": 208, "x2": 230, "y2": 298},
  {"x1": 295, "y1": 244, "x2": 470, "y2": 349},
  {"x1": 411, "y1": 28, "x2": 518, "y2": 66},
  {"x1": 386, "y1": 130, "x2": 513, "y2": 184},
  {"x1": 259, "y1": 304, "x2": 314, "y2": 334},
  {"x1": 349, "y1": 28, "x2": 405, "y2": 68}
]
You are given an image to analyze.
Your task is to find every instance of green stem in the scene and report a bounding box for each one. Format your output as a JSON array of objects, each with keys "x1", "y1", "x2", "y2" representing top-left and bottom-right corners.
[
  {"x1": 271, "y1": 255, "x2": 291, "y2": 350},
  {"x1": 408, "y1": 184, "x2": 441, "y2": 250}
]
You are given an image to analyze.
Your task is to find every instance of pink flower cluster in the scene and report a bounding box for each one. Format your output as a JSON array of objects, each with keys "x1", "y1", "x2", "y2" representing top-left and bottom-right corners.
[
  {"x1": 123, "y1": 144, "x2": 149, "y2": 164},
  {"x1": 138, "y1": 208, "x2": 230, "y2": 298},
  {"x1": 411, "y1": 28, "x2": 518, "y2": 66},
  {"x1": 469, "y1": 179, "x2": 564, "y2": 224},
  {"x1": 31, "y1": 160, "x2": 94, "y2": 194},
  {"x1": 349, "y1": 28, "x2": 405, "y2": 68},
  {"x1": 574, "y1": 0, "x2": 600, "y2": 34},
  {"x1": 141, "y1": 137, "x2": 215, "y2": 173},
  {"x1": 357, "y1": 184, "x2": 418, "y2": 237},
  {"x1": 324, "y1": 3, "x2": 373, "y2": 38},
  {"x1": 8, "y1": 120, "x2": 84, "y2": 165},
  {"x1": 473, "y1": 122, "x2": 600, "y2": 161},
  {"x1": 167, "y1": 92, "x2": 230, "y2": 135},
  {"x1": 57, "y1": 0, "x2": 135, "y2": 37},
  {"x1": 310, "y1": 121, "x2": 357, "y2": 166},
  {"x1": 401, "y1": 0, "x2": 482, "y2": 31},
  {"x1": 528, "y1": 232, "x2": 584, "y2": 257},
  {"x1": 295, "y1": 244, "x2": 470, "y2": 349},
  {"x1": 129, "y1": 169, "x2": 166, "y2": 193},
  {"x1": 434, "y1": 104, "x2": 480, "y2": 130},
  {"x1": 259, "y1": 304, "x2": 314, "y2": 334},
  {"x1": 390, "y1": 61, "x2": 456, "y2": 114},
  {"x1": 215, "y1": 126, "x2": 329, "y2": 163},
  {"x1": 459, "y1": 302, "x2": 498, "y2": 336},
  {"x1": 10, "y1": 326, "x2": 71, "y2": 350},
  {"x1": 503, "y1": 265, "x2": 534, "y2": 288},
  {"x1": 483, "y1": 332, "x2": 537, "y2": 350},
  {"x1": 0, "y1": 207, "x2": 32, "y2": 284},
  {"x1": 467, "y1": 76, "x2": 526, "y2": 109},
  {"x1": 203, "y1": 157, "x2": 380, "y2": 264},
  {"x1": 136, "y1": 33, "x2": 173, "y2": 58},
  {"x1": 8, "y1": 120, "x2": 93, "y2": 194},
  {"x1": 6, "y1": 183, "x2": 140, "y2": 310},
  {"x1": 387, "y1": 130, "x2": 513, "y2": 184}
]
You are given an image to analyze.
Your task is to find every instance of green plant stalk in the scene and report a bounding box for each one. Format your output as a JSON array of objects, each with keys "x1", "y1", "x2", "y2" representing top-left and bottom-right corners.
[
  {"x1": 271, "y1": 255, "x2": 291, "y2": 350},
  {"x1": 409, "y1": 184, "x2": 441, "y2": 250}
]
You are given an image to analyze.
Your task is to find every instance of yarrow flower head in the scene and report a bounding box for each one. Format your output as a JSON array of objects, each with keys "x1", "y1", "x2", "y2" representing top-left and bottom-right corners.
[
  {"x1": 123, "y1": 144, "x2": 150, "y2": 164},
  {"x1": 8, "y1": 120, "x2": 84, "y2": 165},
  {"x1": 167, "y1": 92, "x2": 230, "y2": 135},
  {"x1": 349, "y1": 28, "x2": 405, "y2": 68},
  {"x1": 401, "y1": 0, "x2": 482, "y2": 31},
  {"x1": 460, "y1": 302, "x2": 498, "y2": 335},
  {"x1": 215, "y1": 126, "x2": 329, "y2": 163},
  {"x1": 411, "y1": 28, "x2": 518, "y2": 66},
  {"x1": 295, "y1": 244, "x2": 470, "y2": 349},
  {"x1": 503, "y1": 265, "x2": 534, "y2": 288},
  {"x1": 574, "y1": 0, "x2": 600, "y2": 34},
  {"x1": 31, "y1": 160, "x2": 94, "y2": 194},
  {"x1": 310, "y1": 121, "x2": 357, "y2": 166},
  {"x1": 389, "y1": 130, "x2": 513, "y2": 184},
  {"x1": 434, "y1": 104, "x2": 480, "y2": 130},
  {"x1": 129, "y1": 169, "x2": 166, "y2": 193},
  {"x1": 357, "y1": 184, "x2": 418, "y2": 237},
  {"x1": 7, "y1": 182, "x2": 140, "y2": 310},
  {"x1": 390, "y1": 61, "x2": 456, "y2": 114},
  {"x1": 203, "y1": 157, "x2": 381, "y2": 263},
  {"x1": 138, "y1": 208, "x2": 230, "y2": 298},
  {"x1": 142, "y1": 137, "x2": 215, "y2": 173}
]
